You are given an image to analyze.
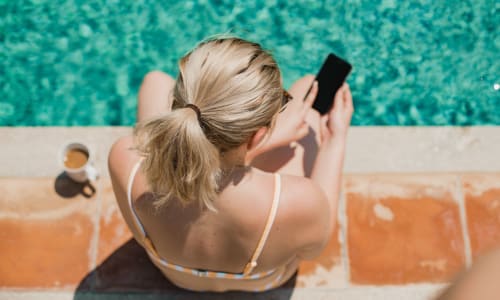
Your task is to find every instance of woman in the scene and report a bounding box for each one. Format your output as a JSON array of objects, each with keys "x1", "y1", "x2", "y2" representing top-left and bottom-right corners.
[{"x1": 108, "y1": 37, "x2": 353, "y2": 292}]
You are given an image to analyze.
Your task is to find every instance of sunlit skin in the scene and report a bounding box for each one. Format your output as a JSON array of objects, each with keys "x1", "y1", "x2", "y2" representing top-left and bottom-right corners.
[{"x1": 436, "y1": 247, "x2": 500, "y2": 300}]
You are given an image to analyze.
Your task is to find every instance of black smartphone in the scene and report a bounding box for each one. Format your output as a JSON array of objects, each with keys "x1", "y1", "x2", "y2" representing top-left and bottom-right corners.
[{"x1": 306, "y1": 53, "x2": 352, "y2": 115}]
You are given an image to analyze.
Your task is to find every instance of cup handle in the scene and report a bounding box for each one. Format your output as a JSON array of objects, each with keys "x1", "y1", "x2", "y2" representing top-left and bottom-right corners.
[
  {"x1": 81, "y1": 181, "x2": 96, "y2": 198},
  {"x1": 85, "y1": 164, "x2": 99, "y2": 181}
]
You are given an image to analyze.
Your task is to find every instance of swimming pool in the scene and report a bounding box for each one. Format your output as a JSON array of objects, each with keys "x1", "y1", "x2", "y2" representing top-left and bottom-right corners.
[{"x1": 1, "y1": 0, "x2": 498, "y2": 126}]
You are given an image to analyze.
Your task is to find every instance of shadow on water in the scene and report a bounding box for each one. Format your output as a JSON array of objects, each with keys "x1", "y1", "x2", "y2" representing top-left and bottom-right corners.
[
  {"x1": 74, "y1": 239, "x2": 297, "y2": 300},
  {"x1": 54, "y1": 172, "x2": 96, "y2": 198}
]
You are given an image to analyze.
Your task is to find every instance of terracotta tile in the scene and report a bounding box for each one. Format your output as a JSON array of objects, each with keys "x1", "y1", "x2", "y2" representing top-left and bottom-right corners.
[
  {"x1": 344, "y1": 175, "x2": 465, "y2": 285},
  {"x1": 0, "y1": 177, "x2": 97, "y2": 288},
  {"x1": 463, "y1": 174, "x2": 500, "y2": 259},
  {"x1": 297, "y1": 225, "x2": 346, "y2": 288}
]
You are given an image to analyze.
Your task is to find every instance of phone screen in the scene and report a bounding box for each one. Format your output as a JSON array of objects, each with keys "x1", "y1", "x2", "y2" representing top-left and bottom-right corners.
[{"x1": 308, "y1": 53, "x2": 352, "y2": 115}]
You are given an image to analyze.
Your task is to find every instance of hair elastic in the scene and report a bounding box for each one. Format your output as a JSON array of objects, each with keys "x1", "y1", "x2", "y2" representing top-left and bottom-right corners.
[{"x1": 184, "y1": 104, "x2": 202, "y2": 121}]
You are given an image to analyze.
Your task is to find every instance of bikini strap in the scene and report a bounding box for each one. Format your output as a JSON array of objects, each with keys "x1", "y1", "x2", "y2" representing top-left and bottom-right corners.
[
  {"x1": 242, "y1": 173, "x2": 282, "y2": 275},
  {"x1": 126, "y1": 157, "x2": 161, "y2": 256}
]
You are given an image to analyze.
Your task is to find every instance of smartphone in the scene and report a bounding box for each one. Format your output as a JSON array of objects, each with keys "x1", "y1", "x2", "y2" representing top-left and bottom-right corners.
[{"x1": 306, "y1": 53, "x2": 352, "y2": 115}]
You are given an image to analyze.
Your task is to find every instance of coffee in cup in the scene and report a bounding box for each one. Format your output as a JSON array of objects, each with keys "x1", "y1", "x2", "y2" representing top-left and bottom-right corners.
[
  {"x1": 60, "y1": 142, "x2": 98, "y2": 183},
  {"x1": 64, "y1": 148, "x2": 89, "y2": 169}
]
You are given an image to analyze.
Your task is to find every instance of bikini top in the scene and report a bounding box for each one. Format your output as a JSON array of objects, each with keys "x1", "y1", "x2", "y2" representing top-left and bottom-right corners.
[{"x1": 126, "y1": 157, "x2": 282, "y2": 280}]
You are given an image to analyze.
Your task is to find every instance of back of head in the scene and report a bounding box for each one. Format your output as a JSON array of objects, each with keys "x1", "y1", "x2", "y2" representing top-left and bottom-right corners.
[{"x1": 133, "y1": 37, "x2": 284, "y2": 211}]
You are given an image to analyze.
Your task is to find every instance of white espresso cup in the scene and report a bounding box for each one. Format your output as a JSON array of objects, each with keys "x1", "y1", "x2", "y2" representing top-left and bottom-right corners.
[{"x1": 59, "y1": 142, "x2": 99, "y2": 183}]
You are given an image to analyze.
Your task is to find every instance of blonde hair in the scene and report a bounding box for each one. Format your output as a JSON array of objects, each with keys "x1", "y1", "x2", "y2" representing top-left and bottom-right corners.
[{"x1": 133, "y1": 37, "x2": 283, "y2": 211}]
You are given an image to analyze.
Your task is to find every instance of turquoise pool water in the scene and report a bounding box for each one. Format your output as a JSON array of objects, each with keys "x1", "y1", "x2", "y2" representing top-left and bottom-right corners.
[{"x1": 1, "y1": 0, "x2": 499, "y2": 126}]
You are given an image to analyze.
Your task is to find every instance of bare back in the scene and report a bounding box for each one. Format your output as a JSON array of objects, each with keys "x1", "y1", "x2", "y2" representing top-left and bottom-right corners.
[{"x1": 108, "y1": 136, "x2": 327, "y2": 291}]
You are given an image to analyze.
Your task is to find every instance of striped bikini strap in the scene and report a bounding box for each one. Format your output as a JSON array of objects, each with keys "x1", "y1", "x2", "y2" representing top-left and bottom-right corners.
[
  {"x1": 127, "y1": 157, "x2": 147, "y2": 236},
  {"x1": 126, "y1": 157, "x2": 165, "y2": 258},
  {"x1": 242, "y1": 173, "x2": 282, "y2": 275}
]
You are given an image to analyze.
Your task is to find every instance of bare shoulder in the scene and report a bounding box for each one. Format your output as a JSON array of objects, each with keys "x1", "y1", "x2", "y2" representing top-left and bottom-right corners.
[
  {"x1": 107, "y1": 135, "x2": 147, "y2": 240},
  {"x1": 278, "y1": 175, "x2": 330, "y2": 231},
  {"x1": 108, "y1": 135, "x2": 141, "y2": 190},
  {"x1": 276, "y1": 174, "x2": 332, "y2": 260}
]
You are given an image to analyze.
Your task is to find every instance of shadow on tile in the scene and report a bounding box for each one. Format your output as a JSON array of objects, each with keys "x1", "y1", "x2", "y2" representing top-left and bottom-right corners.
[
  {"x1": 54, "y1": 172, "x2": 96, "y2": 198},
  {"x1": 73, "y1": 239, "x2": 297, "y2": 300}
]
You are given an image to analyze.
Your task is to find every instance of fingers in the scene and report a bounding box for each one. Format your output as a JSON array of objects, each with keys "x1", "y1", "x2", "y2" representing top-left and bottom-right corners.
[
  {"x1": 332, "y1": 83, "x2": 346, "y2": 111},
  {"x1": 320, "y1": 115, "x2": 328, "y2": 131},
  {"x1": 343, "y1": 83, "x2": 353, "y2": 111},
  {"x1": 299, "y1": 81, "x2": 317, "y2": 119},
  {"x1": 296, "y1": 122, "x2": 310, "y2": 140},
  {"x1": 319, "y1": 115, "x2": 330, "y2": 142},
  {"x1": 303, "y1": 81, "x2": 317, "y2": 109}
]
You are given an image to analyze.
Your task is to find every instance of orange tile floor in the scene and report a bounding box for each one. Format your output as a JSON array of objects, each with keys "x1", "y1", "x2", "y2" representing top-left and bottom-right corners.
[{"x1": 1, "y1": 173, "x2": 500, "y2": 298}]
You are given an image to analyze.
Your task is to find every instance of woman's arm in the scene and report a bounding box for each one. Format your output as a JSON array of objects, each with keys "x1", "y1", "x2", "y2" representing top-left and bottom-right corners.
[
  {"x1": 309, "y1": 84, "x2": 353, "y2": 233},
  {"x1": 136, "y1": 71, "x2": 175, "y2": 123},
  {"x1": 293, "y1": 85, "x2": 352, "y2": 260},
  {"x1": 310, "y1": 136, "x2": 346, "y2": 229}
]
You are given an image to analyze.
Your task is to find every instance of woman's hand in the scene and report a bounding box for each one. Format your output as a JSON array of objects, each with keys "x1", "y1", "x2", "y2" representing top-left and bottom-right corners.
[
  {"x1": 319, "y1": 83, "x2": 353, "y2": 144},
  {"x1": 265, "y1": 81, "x2": 318, "y2": 148}
]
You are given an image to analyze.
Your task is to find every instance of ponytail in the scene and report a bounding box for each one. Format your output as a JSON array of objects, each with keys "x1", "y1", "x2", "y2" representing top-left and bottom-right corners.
[{"x1": 133, "y1": 107, "x2": 221, "y2": 211}]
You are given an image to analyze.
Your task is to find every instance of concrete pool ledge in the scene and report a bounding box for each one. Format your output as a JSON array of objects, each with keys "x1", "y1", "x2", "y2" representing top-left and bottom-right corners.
[
  {"x1": 1, "y1": 126, "x2": 500, "y2": 300},
  {"x1": 2, "y1": 126, "x2": 500, "y2": 178}
]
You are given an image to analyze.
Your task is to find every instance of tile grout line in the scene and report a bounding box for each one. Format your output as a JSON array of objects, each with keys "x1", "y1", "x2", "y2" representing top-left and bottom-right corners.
[
  {"x1": 456, "y1": 175, "x2": 472, "y2": 268},
  {"x1": 338, "y1": 186, "x2": 351, "y2": 286}
]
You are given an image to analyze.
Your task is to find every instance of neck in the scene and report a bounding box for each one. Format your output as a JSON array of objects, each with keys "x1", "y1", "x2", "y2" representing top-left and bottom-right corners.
[
  {"x1": 220, "y1": 144, "x2": 247, "y2": 169},
  {"x1": 218, "y1": 144, "x2": 251, "y2": 189}
]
